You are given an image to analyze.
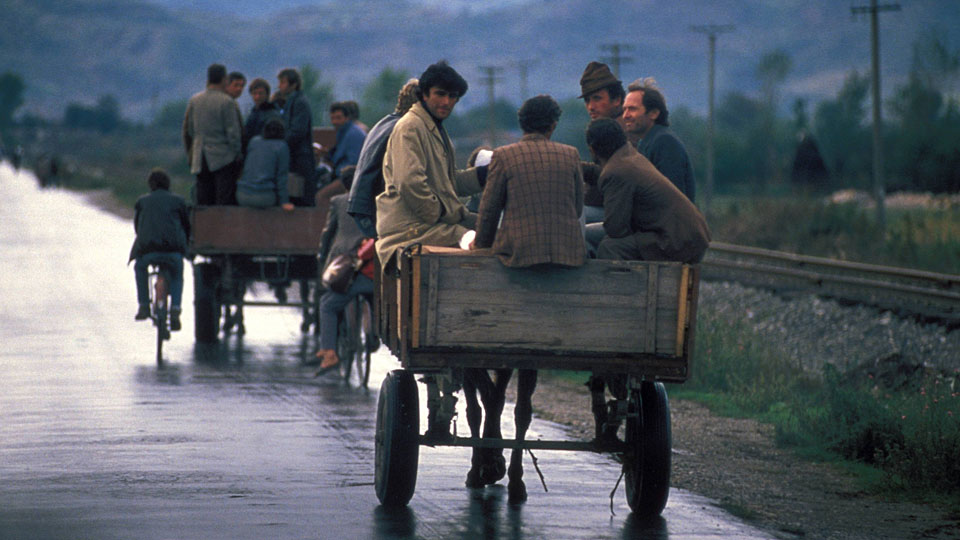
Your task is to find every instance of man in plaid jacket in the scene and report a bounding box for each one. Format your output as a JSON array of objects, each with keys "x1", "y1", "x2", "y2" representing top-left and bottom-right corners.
[{"x1": 472, "y1": 95, "x2": 586, "y2": 267}]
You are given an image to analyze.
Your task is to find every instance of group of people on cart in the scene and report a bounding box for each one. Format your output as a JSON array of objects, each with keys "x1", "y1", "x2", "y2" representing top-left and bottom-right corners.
[{"x1": 129, "y1": 60, "x2": 710, "y2": 431}]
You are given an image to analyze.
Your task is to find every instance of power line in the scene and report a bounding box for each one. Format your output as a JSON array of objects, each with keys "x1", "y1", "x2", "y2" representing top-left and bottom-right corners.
[
  {"x1": 851, "y1": 0, "x2": 900, "y2": 231},
  {"x1": 691, "y1": 24, "x2": 734, "y2": 216},
  {"x1": 479, "y1": 65, "x2": 504, "y2": 147},
  {"x1": 599, "y1": 43, "x2": 635, "y2": 79},
  {"x1": 511, "y1": 59, "x2": 538, "y2": 102}
]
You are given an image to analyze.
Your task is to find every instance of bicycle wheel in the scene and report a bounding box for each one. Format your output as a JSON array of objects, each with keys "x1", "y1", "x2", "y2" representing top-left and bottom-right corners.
[
  {"x1": 336, "y1": 308, "x2": 354, "y2": 380},
  {"x1": 153, "y1": 273, "x2": 169, "y2": 366},
  {"x1": 355, "y1": 299, "x2": 373, "y2": 387}
]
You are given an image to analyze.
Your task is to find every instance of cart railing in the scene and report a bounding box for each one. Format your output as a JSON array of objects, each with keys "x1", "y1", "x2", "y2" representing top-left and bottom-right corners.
[
  {"x1": 382, "y1": 246, "x2": 699, "y2": 383},
  {"x1": 190, "y1": 206, "x2": 325, "y2": 255}
]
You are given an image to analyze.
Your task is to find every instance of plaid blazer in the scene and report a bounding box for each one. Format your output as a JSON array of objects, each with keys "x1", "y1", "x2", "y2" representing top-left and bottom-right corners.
[{"x1": 474, "y1": 133, "x2": 586, "y2": 267}]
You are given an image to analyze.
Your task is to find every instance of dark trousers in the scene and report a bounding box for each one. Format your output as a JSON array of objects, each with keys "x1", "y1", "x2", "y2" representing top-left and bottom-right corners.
[{"x1": 196, "y1": 156, "x2": 237, "y2": 205}]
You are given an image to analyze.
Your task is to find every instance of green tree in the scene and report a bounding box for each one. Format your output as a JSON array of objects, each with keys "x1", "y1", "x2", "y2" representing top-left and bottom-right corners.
[
  {"x1": 152, "y1": 99, "x2": 188, "y2": 131},
  {"x1": 359, "y1": 68, "x2": 412, "y2": 127},
  {"x1": 300, "y1": 64, "x2": 334, "y2": 127},
  {"x1": 63, "y1": 94, "x2": 123, "y2": 133},
  {"x1": 813, "y1": 71, "x2": 871, "y2": 187},
  {"x1": 887, "y1": 33, "x2": 960, "y2": 193},
  {"x1": 755, "y1": 49, "x2": 793, "y2": 190},
  {"x1": 0, "y1": 71, "x2": 26, "y2": 130}
]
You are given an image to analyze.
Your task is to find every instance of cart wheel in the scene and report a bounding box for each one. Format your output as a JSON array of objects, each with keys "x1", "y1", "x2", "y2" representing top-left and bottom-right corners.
[
  {"x1": 193, "y1": 262, "x2": 221, "y2": 343},
  {"x1": 624, "y1": 380, "x2": 671, "y2": 516},
  {"x1": 375, "y1": 369, "x2": 419, "y2": 506}
]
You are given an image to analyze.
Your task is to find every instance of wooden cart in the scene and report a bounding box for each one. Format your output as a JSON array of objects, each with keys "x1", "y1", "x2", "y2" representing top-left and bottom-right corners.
[
  {"x1": 189, "y1": 206, "x2": 326, "y2": 341},
  {"x1": 374, "y1": 245, "x2": 700, "y2": 515}
]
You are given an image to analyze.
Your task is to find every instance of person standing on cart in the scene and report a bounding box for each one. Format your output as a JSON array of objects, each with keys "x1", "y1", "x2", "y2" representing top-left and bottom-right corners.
[
  {"x1": 376, "y1": 61, "x2": 487, "y2": 440},
  {"x1": 129, "y1": 168, "x2": 191, "y2": 331},
  {"x1": 182, "y1": 63, "x2": 243, "y2": 205}
]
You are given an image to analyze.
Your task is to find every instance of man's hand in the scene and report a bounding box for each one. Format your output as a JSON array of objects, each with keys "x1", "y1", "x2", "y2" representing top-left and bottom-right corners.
[{"x1": 281, "y1": 203, "x2": 295, "y2": 211}]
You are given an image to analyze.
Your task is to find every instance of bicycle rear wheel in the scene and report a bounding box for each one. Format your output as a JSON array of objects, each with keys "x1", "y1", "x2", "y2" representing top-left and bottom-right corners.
[{"x1": 153, "y1": 274, "x2": 169, "y2": 366}]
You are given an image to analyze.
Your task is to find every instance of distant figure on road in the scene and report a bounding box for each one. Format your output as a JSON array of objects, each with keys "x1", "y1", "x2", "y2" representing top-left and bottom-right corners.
[
  {"x1": 182, "y1": 63, "x2": 243, "y2": 205},
  {"x1": 326, "y1": 101, "x2": 366, "y2": 178},
  {"x1": 276, "y1": 67, "x2": 317, "y2": 206},
  {"x1": 243, "y1": 77, "x2": 281, "y2": 154},
  {"x1": 225, "y1": 71, "x2": 246, "y2": 100},
  {"x1": 236, "y1": 118, "x2": 293, "y2": 210},
  {"x1": 129, "y1": 168, "x2": 190, "y2": 331},
  {"x1": 623, "y1": 78, "x2": 696, "y2": 203}
]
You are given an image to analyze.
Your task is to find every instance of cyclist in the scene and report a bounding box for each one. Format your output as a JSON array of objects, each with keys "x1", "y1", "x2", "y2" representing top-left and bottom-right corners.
[
  {"x1": 129, "y1": 168, "x2": 191, "y2": 330},
  {"x1": 313, "y1": 167, "x2": 375, "y2": 375}
]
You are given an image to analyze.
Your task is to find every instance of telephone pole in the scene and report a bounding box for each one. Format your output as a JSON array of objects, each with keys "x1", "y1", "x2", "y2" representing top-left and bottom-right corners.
[
  {"x1": 599, "y1": 43, "x2": 635, "y2": 79},
  {"x1": 852, "y1": 0, "x2": 900, "y2": 230},
  {"x1": 513, "y1": 59, "x2": 538, "y2": 102},
  {"x1": 691, "y1": 24, "x2": 734, "y2": 216},
  {"x1": 479, "y1": 65, "x2": 504, "y2": 147}
]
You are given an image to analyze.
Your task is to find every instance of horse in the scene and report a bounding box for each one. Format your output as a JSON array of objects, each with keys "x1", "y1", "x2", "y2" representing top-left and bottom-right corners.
[{"x1": 461, "y1": 367, "x2": 538, "y2": 504}]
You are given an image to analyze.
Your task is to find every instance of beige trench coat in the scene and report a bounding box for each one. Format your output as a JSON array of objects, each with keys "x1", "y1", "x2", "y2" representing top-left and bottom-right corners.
[{"x1": 375, "y1": 102, "x2": 480, "y2": 266}]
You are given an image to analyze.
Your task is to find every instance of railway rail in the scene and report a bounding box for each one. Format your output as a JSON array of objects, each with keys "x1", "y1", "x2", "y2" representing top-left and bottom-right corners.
[{"x1": 701, "y1": 241, "x2": 960, "y2": 326}]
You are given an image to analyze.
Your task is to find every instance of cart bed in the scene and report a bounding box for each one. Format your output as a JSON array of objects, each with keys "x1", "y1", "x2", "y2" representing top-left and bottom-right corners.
[{"x1": 383, "y1": 246, "x2": 699, "y2": 382}]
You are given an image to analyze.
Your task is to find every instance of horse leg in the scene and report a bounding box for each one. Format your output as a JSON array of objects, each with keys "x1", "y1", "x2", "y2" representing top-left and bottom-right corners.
[
  {"x1": 476, "y1": 369, "x2": 511, "y2": 485},
  {"x1": 508, "y1": 369, "x2": 537, "y2": 504},
  {"x1": 463, "y1": 369, "x2": 485, "y2": 488}
]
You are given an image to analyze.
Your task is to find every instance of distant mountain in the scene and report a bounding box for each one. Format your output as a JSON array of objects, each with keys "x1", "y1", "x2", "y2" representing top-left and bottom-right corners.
[{"x1": 2, "y1": 0, "x2": 957, "y2": 121}]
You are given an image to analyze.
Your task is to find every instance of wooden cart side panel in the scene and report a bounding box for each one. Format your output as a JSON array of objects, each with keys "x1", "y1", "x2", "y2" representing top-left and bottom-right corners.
[
  {"x1": 191, "y1": 206, "x2": 325, "y2": 254},
  {"x1": 683, "y1": 265, "x2": 701, "y2": 380},
  {"x1": 418, "y1": 255, "x2": 685, "y2": 356}
]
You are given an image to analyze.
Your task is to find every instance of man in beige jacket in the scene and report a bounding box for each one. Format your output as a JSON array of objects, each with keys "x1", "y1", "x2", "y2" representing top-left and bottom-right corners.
[
  {"x1": 182, "y1": 63, "x2": 243, "y2": 205},
  {"x1": 375, "y1": 61, "x2": 483, "y2": 269},
  {"x1": 375, "y1": 61, "x2": 485, "y2": 441}
]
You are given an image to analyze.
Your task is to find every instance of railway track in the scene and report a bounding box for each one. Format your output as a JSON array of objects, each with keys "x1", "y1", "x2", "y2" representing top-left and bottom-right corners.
[{"x1": 701, "y1": 242, "x2": 960, "y2": 326}]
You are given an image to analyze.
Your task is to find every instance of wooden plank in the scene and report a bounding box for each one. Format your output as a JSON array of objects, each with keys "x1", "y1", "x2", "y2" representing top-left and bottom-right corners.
[
  {"x1": 675, "y1": 265, "x2": 690, "y2": 357},
  {"x1": 411, "y1": 257, "x2": 421, "y2": 349},
  {"x1": 645, "y1": 264, "x2": 659, "y2": 352},
  {"x1": 426, "y1": 257, "x2": 439, "y2": 346},
  {"x1": 191, "y1": 206, "x2": 324, "y2": 254}
]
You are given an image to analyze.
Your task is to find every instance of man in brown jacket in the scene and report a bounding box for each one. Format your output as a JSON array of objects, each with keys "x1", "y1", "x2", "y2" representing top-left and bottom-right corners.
[
  {"x1": 585, "y1": 118, "x2": 710, "y2": 263},
  {"x1": 182, "y1": 63, "x2": 243, "y2": 205},
  {"x1": 472, "y1": 95, "x2": 585, "y2": 267},
  {"x1": 583, "y1": 118, "x2": 710, "y2": 443}
]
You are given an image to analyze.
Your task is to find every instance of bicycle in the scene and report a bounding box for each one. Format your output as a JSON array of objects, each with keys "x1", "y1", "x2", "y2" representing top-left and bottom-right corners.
[
  {"x1": 148, "y1": 263, "x2": 172, "y2": 366},
  {"x1": 336, "y1": 293, "x2": 377, "y2": 387}
]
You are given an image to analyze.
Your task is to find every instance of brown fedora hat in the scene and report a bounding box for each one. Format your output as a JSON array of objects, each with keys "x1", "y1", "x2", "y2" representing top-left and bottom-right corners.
[{"x1": 579, "y1": 61, "x2": 621, "y2": 98}]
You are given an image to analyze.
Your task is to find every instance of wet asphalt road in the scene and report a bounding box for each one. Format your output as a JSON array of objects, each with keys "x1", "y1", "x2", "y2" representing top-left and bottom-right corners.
[{"x1": 0, "y1": 164, "x2": 776, "y2": 539}]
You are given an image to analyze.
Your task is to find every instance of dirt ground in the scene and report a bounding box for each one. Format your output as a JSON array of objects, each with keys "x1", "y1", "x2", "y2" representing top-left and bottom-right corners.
[{"x1": 517, "y1": 374, "x2": 960, "y2": 540}]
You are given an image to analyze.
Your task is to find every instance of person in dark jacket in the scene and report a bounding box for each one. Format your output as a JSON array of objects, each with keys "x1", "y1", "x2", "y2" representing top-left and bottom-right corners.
[
  {"x1": 276, "y1": 68, "x2": 317, "y2": 206},
  {"x1": 326, "y1": 101, "x2": 366, "y2": 177},
  {"x1": 312, "y1": 170, "x2": 375, "y2": 374},
  {"x1": 347, "y1": 78, "x2": 419, "y2": 237},
  {"x1": 237, "y1": 118, "x2": 293, "y2": 210},
  {"x1": 623, "y1": 79, "x2": 696, "y2": 203},
  {"x1": 129, "y1": 168, "x2": 191, "y2": 330},
  {"x1": 243, "y1": 77, "x2": 281, "y2": 154}
]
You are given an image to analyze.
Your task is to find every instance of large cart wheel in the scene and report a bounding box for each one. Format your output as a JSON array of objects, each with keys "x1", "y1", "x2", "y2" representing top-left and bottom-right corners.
[
  {"x1": 375, "y1": 369, "x2": 419, "y2": 506},
  {"x1": 193, "y1": 262, "x2": 221, "y2": 343},
  {"x1": 624, "y1": 380, "x2": 671, "y2": 516}
]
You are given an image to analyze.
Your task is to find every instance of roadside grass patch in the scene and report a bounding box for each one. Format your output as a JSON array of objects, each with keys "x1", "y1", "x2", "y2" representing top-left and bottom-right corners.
[{"x1": 675, "y1": 314, "x2": 960, "y2": 502}]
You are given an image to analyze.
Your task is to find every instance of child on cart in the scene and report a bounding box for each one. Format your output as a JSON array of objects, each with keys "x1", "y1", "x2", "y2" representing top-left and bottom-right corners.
[{"x1": 128, "y1": 168, "x2": 191, "y2": 330}]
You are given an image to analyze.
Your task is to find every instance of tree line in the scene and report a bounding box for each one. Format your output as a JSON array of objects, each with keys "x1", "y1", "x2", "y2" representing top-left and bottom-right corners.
[{"x1": 2, "y1": 33, "x2": 957, "y2": 194}]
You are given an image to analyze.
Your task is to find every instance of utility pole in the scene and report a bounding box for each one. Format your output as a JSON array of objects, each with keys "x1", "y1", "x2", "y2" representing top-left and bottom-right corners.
[
  {"x1": 599, "y1": 43, "x2": 635, "y2": 79},
  {"x1": 691, "y1": 24, "x2": 734, "y2": 216},
  {"x1": 513, "y1": 59, "x2": 537, "y2": 102},
  {"x1": 852, "y1": 0, "x2": 899, "y2": 230},
  {"x1": 479, "y1": 65, "x2": 504, "y2": 147}
]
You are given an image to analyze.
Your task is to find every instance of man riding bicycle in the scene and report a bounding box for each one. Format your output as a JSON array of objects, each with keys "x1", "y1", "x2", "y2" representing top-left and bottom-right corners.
[{"x1": 129, "y1": 168, "x2": 191, "y2": 330}]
